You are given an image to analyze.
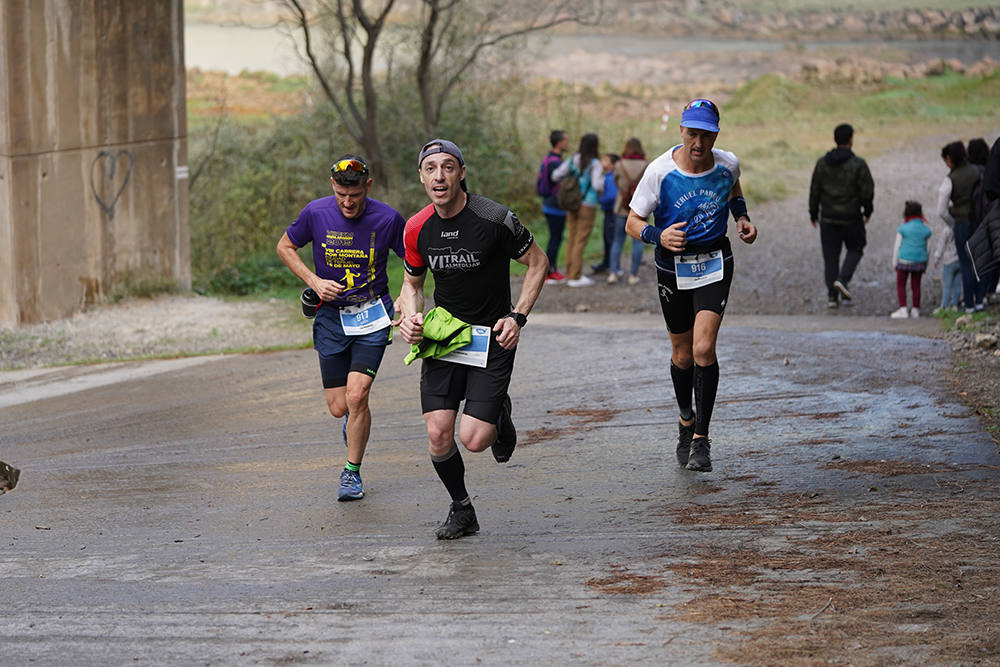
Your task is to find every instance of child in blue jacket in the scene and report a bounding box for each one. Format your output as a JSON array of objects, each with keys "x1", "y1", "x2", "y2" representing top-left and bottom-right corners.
[{"x1": 890, "y1": 200, "x2": 933, "y2": 318}]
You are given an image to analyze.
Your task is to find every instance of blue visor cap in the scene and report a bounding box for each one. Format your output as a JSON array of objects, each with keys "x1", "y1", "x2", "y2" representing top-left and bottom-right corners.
[{"x1": 680, "y1": 106, "x2": 720, "y2": 132}]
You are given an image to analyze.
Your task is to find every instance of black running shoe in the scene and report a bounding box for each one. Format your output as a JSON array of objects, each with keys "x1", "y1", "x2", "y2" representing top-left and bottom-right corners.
[
  {"x1": 435, "y1": 502, "x2": 479, "y2": 540},
  {"x1": 676, "y1": 420, "x2": 695, "y2": 466},
  {"x1": 686, "y1": 437, "x2": 712, "y2": 472},
  {"x1": 491, "y1": 395, "x2": 516, "y2": 463}
]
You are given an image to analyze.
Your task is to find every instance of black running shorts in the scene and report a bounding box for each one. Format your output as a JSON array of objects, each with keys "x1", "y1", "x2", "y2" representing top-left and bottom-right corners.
[
  {"x1": 656, "y1": 242, "x2": 734, "y2": 334},
  {"x1": 419, "y1": 333, "x2": 515, "y2": 424}
]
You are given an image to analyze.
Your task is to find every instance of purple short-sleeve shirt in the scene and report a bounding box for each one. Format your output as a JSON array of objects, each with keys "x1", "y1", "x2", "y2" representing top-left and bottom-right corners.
[{"x1": 286, "y1": 196, "x2": 406, "y2": 310}]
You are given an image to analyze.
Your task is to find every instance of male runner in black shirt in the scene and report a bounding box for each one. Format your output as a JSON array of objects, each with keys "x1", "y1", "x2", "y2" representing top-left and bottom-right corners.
[{"x1": 397, "y1": 139, "x2": 548, "y2": 539}]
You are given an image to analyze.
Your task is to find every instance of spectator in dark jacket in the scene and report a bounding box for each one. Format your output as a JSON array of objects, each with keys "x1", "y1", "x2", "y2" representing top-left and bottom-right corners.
[
  {"x1": 809, "y1": 123, "x2": 875, "y2": 308},
  {"x1": 984, "y1": 136, "x2": 1000, "y2": 204},
  {"x1": 937, "y1": 141, "x2": 984, "y2": 312},
  {"x1": 968, "y1": 137, "x2": 998, "y2": 300}
]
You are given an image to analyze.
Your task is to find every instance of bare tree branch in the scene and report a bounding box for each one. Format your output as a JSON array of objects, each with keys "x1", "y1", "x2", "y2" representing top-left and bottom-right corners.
[
  {"x1": 284, "y1": 0, "x2": 362, "y2": 144},
  {"x1": 417, "y1": 0, "x2": 604, "y2": 135},
  {"x1": 280, "y1": 0, "x2": 395, "y2": 184}
]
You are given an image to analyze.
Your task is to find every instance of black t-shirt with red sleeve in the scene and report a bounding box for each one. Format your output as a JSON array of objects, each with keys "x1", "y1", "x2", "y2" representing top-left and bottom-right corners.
[{"x1": 404, "y1": 194, "x2": 534, "y2": 326}]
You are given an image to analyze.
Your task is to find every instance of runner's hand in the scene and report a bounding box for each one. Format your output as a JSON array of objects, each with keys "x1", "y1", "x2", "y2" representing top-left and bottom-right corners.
[
  {"x1": 311, "y1": 278, "x2": 345, "y2": 302},
  {"x1": 399, "y1": 312, "x2": 424, "y2": 344},
  {"x1": 660, "y1": 221, "x2": 688, "y2": 252},
  {"x1": 736, "y1": 217, "x2": 757, "y2": 244},
  {"x1": 391, "y1": 299, "x2": 403, "y2": 327},
  {"x1": 493, "y1": 316, "x2": 520, "y2": 351}
]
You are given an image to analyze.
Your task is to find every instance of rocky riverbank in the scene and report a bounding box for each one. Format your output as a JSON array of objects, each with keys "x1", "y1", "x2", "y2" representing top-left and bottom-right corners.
[{"x1": 605, "y1": 3, "x2": 1000, "y2": 40}]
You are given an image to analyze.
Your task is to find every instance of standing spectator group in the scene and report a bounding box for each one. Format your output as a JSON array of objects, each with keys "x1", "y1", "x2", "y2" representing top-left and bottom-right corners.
[
  {"x1": 536, "y1": 133, "x2": 652, "y2": 287},
  {"x1": 936, "y1": 137, "x2": 1000, "y2": 313}
]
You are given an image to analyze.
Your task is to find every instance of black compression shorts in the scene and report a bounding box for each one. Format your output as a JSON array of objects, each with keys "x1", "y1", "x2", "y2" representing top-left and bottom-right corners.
[{"x1": 656, "y1": 239, "x2": 734, "y2": 334}]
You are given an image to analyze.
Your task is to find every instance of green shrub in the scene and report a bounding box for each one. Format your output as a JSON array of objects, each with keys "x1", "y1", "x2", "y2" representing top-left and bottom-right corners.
[{"x1": 188, "y1": 77, "x2": 540, "y2": 295}]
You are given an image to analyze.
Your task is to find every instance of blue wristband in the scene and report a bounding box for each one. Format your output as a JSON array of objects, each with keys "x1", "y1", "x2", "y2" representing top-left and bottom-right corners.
[
  {"x1": 730, "y1": 196, "x2": 749, "y2": 221},
  {"x1": 640, "y1": 225, "x2": 660, "y2": 245}
]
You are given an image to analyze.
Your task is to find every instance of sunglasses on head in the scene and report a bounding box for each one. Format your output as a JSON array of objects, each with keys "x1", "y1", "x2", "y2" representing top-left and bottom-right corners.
[
  {"x1": 332, "y1": 158, "x2": 369, "y2": 175},
  {"x1": 685, "y1": 99, "x2": 719, "y2": 116}
]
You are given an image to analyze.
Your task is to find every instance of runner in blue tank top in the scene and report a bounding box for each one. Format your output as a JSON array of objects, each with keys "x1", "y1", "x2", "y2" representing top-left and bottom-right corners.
[{"x1": 626, "y1": 99, "x2": 758, "y2": 472}]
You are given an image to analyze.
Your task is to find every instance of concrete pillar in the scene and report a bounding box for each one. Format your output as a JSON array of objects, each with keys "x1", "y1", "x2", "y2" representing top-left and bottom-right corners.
[{"x1": 0, "y1": 0, "x2": 188, "y2": 327}]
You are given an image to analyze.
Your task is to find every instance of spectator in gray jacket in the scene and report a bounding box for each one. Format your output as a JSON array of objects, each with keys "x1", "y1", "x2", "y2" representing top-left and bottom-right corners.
[{"x1": 809, "y1": 124, "x2": 875, "y2": 308}]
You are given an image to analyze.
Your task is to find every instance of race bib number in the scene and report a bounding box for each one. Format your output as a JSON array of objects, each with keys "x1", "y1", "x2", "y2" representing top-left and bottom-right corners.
[
  {"x1": 439, "y1": 326, "x2": 490, "y2": 368},
  {"x1": 340, "y1": 298, "x2": 392, "y2": 336},
  {"x1": 674, "y1": 250, "x2": 724, "y2": 290}
]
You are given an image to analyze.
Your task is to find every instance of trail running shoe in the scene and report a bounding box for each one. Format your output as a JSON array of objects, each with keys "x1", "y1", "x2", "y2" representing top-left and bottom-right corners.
[
  {"x1": 435, "y1": 502, "x2": 479, "y2": 540},
  {"x1": 686, "y1": 437, "x2": 712, "y2": 472},
  {"x1": 676, "y1": 420, "x2": 696, "y2": 466},
  {"x1": 337, "y1": 469, "x2": 364, "y2": 501},
  {"x1": 491, "y1": 395, "x2": 516, "y2": 463}
]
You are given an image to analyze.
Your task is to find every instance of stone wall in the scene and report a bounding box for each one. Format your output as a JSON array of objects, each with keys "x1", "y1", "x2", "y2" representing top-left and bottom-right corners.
[{"x1": 0, "y1": 0, "x2": 189, "y2": 328}]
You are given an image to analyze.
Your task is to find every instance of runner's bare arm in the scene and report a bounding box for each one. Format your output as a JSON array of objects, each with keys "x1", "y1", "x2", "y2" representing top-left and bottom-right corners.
[
  {"x1": 494, "y1": 241, "x2": 548, "y2": 350},
  {"x1": 397, "y1": 270, "x2": 426, "y2": 344},
  {"x1": 626, "y1": 210, "x2": 687, "y2": 252},
  {"x1": 276, "y1": 232, "x2": 345, "y2": 300},
  {"x1": 729, "y1": 180, "x2": 757, "y2": 244}
]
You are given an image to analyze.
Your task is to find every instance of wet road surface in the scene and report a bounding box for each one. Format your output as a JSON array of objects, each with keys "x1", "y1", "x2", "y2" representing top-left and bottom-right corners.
[{"x1": 1, "y1": 314, "x2": 997, "y2": 665}]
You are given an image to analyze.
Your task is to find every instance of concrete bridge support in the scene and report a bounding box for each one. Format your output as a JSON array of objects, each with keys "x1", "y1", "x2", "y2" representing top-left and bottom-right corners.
[{"x1": 0, "y1": 0, "x2": 188, "y2": 327}]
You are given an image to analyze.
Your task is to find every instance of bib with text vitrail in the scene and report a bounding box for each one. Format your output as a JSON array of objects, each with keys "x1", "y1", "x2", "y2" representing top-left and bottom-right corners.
[
  {"x1": 438, "y1": 326, "x2": 490, "y2": 368},
  {"x1": 674, "y1": 249, "x2": 724, "y2": 290},
  {"x1": 339, "y1": 298, "x2": 392, "y2": 335}
]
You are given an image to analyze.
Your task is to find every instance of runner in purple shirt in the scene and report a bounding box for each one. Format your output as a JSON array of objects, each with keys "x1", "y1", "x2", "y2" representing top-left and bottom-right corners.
[{"x1": 277, "y1": 155, "x2": 405, "y2": 502}]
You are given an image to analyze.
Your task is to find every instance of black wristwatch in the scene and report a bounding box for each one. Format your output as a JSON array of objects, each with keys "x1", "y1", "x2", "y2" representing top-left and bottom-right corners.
[{"x1": 506, "y1": 311, "x2": 527, "y2": 328}]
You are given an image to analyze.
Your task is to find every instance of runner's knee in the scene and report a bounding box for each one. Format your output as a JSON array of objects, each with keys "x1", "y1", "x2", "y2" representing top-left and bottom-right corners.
[
  {"x1": 326, "y1": 394, "x2": 347, "y2": 418},
  {"x1": 425, "y1": 414, "x2": 456, "y2": 452},
  {"x1": 457, "y1": 421, "x2": 491, "y2": 453},
  {"x1": 345, "y1": 383, "x2": 371, "y2": 413},
  {"x1": 692, "y1": 339, "x2": 717, "y2": 366},
  {"x1": 672, "y1": 349, "x2": 694, "y2": 368}
]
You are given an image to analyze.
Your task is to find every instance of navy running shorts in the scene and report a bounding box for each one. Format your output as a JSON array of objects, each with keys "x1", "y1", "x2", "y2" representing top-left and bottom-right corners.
[{"x1": 314, "y1": 303, "x2": 393, "y2": 388}]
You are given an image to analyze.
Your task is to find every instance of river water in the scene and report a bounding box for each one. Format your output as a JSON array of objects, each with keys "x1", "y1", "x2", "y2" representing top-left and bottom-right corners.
[{"x1": 184, "y1": 22, "x2": 1000, "y2": 78}]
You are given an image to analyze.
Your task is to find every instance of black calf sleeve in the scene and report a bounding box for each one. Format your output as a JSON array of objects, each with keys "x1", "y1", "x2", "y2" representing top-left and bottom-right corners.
[
  {"x1": 694, "y1": 362, "x2": 719, "y2": 436},
  {"x1": 670, "y1": 362, "x2": 694, "y2": 421},
  {"x1": 431, "y1": 446, "x2": 469, "y2": 503}
]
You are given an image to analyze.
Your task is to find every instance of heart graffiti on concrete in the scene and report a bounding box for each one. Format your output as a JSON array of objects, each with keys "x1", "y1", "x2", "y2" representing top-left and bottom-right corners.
[{"x1": 90, "y1": 149, "x2": 135, "y2": 220}]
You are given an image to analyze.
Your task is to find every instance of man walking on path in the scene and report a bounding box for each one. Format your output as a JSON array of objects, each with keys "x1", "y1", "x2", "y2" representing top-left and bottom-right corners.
[
  {"x1": 397, "y1": 139, "x2": 548, "y2": 539},
  {"x1": 809, "y1": 123, "x2": 875, "y2": 308},
  {"x1": 625, "y1": 99, "x2": 758, "y2": 473},
  {"x1": 277, "y1": 155, "x2": 405, "y2": 501}
]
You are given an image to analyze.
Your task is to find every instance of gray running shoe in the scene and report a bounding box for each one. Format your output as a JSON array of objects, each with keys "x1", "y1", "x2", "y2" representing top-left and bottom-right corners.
[
  {"x1": 491, "y1": 395, "x2": 516, "y2": 463},
  {"x1": 685, "y1": 437, "x2": 712, "y2": 472},
  {"x1": 677, "y1": 420, "x2": 696, "y2": 466},
  {"x1": 436, "y1": 502, "x2": 479, "y2": 539},
  {"x1": 833, "y1": 280, "x2": 852, "y2": 301}
]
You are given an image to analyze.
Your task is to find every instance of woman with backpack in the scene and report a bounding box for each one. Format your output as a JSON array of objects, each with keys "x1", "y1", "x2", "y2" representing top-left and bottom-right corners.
[
  {"x1": 551, "y1": 133, "x2": 604, "y2": 286},
  {"x1": 609, "y1": 137, "x2": 650, "y2": 285}
]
